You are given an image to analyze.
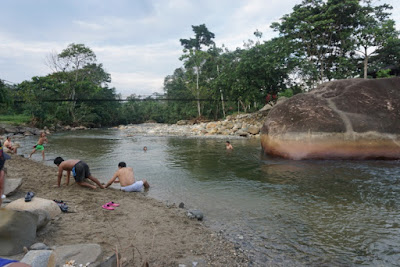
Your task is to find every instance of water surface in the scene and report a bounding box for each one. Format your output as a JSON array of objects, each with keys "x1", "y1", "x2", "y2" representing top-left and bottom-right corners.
[{"x1": 18, "y1": 129, "x2": 400, "y2": 266}]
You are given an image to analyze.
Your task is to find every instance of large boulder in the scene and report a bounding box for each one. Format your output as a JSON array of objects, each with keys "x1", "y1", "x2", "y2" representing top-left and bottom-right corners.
[
  {"x1": 0, "y1": 208, "x2": 38, "y2": 256},
  {"x1": 261, "y1": 78, "x2": 400, "y2": 159},
  {"x1": 5, "y1": 197, "x2": 61, "y2": 219}
]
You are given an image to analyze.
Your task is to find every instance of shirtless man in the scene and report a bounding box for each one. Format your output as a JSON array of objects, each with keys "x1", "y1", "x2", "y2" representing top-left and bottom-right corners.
[
  {"x1": 104, "y1": 162, "x2": 149, "y2": 192},
  {"x1": 29, "y1": 132, "x2": 48, "y2": 160},
  {"x1": 53, "y1": 157, "x2": 105, "y2": 189},
  {"x1": 4, "y1": 136, "x2": 17, "y2": 154}
]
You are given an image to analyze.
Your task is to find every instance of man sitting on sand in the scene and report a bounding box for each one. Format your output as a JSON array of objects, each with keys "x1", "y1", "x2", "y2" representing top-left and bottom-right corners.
[
  {"x1": 4, "y1": 136, "x2": 18, "y2": 154},
  {"x1": 53, "y1": 157, "x2": 105, "y2": 189},
  {"x1": 104, "y1": 162, "x2": 149, "y2": 192}
]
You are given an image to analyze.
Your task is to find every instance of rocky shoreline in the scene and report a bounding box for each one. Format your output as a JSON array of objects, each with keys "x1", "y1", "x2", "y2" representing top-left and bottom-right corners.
[
  {"x1": 116, "y1": 110, "x2": 269, "y2": 138},
  {"x1": 1, "y1": 109, "x2": 271, "y2": 142}
]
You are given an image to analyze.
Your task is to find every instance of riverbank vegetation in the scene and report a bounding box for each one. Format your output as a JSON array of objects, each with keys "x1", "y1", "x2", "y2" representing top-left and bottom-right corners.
[{"x1": 1, "y1": 0, "x2": 399, "y2": 128}]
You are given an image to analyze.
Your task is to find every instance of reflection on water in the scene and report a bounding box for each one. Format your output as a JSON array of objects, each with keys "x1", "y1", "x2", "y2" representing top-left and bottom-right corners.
[{"x1": 17, "y1": 129, "x2": 400, "y2": 266}]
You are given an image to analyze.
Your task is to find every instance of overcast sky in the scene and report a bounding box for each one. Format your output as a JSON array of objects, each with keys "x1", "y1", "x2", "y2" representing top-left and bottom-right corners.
[{"x1": 1, "y1": 0, "x2": 399, "y2": 97}]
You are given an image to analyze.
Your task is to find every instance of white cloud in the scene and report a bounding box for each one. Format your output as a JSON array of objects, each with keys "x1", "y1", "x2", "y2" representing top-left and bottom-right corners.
[
  {"x1": 0, "y1": 0, "x2": 399, "y2": 96},
  {"x1": 110, "y1": 71, "x2": 164, "y2": 96}
]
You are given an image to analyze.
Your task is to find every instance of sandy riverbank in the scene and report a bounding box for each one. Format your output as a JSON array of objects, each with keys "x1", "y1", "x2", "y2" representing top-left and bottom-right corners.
[{"x1": 3, "y1": 155, "x2": 249, "y2": 266}]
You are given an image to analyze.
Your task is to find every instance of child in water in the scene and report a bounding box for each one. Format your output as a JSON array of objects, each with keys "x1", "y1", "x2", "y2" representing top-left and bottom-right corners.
[
  {"x1": 226, "y1": 141, "x2": 233, "y2": 150},
  {"x1": 29, "y1": 132, "x2": 48, "y2": 160}
]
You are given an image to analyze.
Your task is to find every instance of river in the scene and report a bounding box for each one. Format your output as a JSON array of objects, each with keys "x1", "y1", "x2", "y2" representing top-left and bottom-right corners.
[{"x1": 16, "y1": 128, "x2": 400, "y2": 266}]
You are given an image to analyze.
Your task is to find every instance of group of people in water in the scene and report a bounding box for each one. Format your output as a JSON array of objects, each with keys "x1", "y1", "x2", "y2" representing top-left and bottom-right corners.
[{"x1": 1, "y1": 133, "x2": 235, "y2": 205}]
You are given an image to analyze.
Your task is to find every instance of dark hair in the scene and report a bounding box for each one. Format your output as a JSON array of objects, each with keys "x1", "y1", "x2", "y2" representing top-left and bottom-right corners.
[
  {"x1": 118, "y1": 162, "x2": 126, "y2": 168},
  {"x1": 226, "y1": 141, "x2": 230, "y2": 144},
  {"x1": 54, "y1": 157, "x2": 64, "y2": 165}
]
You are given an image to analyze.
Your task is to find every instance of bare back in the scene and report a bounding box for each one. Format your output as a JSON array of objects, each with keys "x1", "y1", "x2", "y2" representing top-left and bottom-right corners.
[
  {"x1": 115, "y1": 167, "x2": 135, "y2": 187},
  {"x1": 59, "y1": 159, "x2": 80, "y2": 171}
]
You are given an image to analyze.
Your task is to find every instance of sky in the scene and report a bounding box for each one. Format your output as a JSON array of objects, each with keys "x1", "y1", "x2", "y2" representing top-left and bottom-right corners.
[{"x1": 1, "y1": 0, "x2": 399, "y2": 98}]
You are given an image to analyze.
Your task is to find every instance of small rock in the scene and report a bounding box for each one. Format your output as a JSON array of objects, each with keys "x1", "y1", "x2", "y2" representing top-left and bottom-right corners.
[
  {"x1": 4, "y1": 178, "x2": 23, "y2": 196},
  {"x1": 187, "y1": 210, "x2": 203, "y2": 221},
  {"x1": 30, "y1": 242, "x2": 50, "y2": 250},
  {"x1": 178, "y1": 202, "x2": 184, "y2": 209}
]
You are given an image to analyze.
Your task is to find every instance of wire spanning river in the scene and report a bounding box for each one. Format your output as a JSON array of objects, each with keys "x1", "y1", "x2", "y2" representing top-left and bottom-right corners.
[{"x1": 18, "y1": 128, "x2": 400, "y2": 266}]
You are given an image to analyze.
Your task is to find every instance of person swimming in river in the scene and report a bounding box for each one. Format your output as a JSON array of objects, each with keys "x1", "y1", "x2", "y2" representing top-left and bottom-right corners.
[
  {"x1": 104, "y1": 161, "x2": 150, "y2": 192},
  {"x1": 225, "y1": 141, "x2": 233, "y2": 150},
  {"x1": 29, "y1": 132, "x2": 48, "y2": 160},
  {"x1": 53, "y1": 157, "x2": 105, "y2": 189}
]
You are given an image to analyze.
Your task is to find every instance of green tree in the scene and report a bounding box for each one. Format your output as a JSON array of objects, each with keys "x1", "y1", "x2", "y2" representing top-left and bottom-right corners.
[
  {"x1": 163, "y1": 68, "x2": 198, "y2": 121},
  {"x1": 271, "y1": 0, "x2": 360, "y2": 84},
  {"x1": 0, "y1": 80, "x2": 10, "y2": 108},
  {"x1": 46, "y1": 43, "x2": 102, "y2": 122},
  {"x1": 216, "y1": 36, "x2": 297, "y2": 112},
  {"x1": 180, "y1": 24, "x2": 215, "y2": 117},
  {"x1": 353, "y1": 1, "x2": 397, "y2": 78},
  {"x1": 15, "y1": 43, "x2": 117, "y2": 127},
  {"x1": 369, "y1": 36, "x2": 400, "y2": 73}
]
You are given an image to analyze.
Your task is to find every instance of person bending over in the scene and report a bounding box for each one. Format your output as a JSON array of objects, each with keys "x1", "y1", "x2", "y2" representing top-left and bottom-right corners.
[
  {"x1": 104, "y1": 162, "x2": 149, "y2": 192},
  {"x1": 53, "y1": 157, "x2": 105, "y2": 189}
]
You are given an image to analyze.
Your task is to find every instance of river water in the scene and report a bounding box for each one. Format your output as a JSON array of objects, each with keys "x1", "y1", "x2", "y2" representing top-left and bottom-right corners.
[{"x1": 17, "y1": 129, "x2": 400, "y2": 266}]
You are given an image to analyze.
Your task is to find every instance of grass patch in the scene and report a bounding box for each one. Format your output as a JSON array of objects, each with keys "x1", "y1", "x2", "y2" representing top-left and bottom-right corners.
[{"x1": 0, "y1": 114, "x2": 31, "y2": 125}]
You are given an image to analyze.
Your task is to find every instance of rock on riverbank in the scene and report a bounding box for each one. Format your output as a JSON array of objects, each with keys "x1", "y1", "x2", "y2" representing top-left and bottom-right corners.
[
  {"x1": 261, "y1": 77, "x2": 400, "y2": 160},
  {"x1": 117, "y1": 111, "x2": 270, "y2": 138}
]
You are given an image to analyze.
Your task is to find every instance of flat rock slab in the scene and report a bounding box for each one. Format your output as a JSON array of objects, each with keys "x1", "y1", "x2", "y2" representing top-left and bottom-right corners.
[
  {"x1": 54, "y1": 244, "x2": 102, "y2": 267},
  {"x1": 4, "y1": 178, "x2": 23, "y2": 196},
  {"x1": 21, "y1": 250, "x2": 56, "y2": 267}
]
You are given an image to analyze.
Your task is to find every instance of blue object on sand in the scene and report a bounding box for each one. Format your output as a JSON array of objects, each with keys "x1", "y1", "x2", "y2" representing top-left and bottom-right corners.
[{"x1": 0, "y1": 258, "x2": 18, "y2": 267}]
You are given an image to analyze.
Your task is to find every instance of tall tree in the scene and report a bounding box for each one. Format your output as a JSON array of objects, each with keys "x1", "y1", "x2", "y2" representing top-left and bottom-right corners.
[
  {"x1": 271, "y1": 0, "x2": 359, "y2": 84},
  {"x1": 353, "y1": 1, "x2": 397, "y2": 78},
  {"x1": 46, "y1": 43, "x2": 100, "y2": 122},
  {"x1": 180, "y1": 24, "x2": 215, "y2": 117}
]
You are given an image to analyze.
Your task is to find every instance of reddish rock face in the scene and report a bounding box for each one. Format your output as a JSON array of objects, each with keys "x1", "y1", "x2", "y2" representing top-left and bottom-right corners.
[{"x1": 261, "y1": 78, "x2": 400, "y2": 160}]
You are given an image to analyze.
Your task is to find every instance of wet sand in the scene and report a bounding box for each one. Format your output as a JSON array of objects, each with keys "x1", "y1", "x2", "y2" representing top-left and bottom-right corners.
[{"x1": 3, "y1": 155, "x2": 249, "y2": 266}]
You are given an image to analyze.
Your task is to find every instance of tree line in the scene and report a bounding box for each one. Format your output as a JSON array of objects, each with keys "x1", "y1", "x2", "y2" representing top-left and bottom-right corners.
[{"x1": 1, "y1": 0, "x2": 399, "y2": 127}]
